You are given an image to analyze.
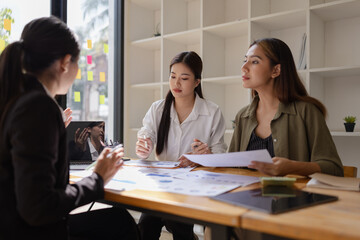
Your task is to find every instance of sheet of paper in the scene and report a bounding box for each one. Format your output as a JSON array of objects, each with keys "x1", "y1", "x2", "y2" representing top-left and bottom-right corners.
[
  {"x1": 177, "y1": 170, "x2": 260, "y2": 187},
  {"x1": 183, "y1": 149, "x2": 272, "y2": 167}
]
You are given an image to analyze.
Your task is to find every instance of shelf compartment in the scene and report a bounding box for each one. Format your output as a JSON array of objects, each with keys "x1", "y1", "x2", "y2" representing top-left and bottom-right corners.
[
  {"x1": 131, "y1": 37, "x2": 161, "y2": 50},
  {"x1": 250, "y1": 19, "x2": 306, "y2": 70},
  {"x1": 131, "y1": 82, "x2": 163, "y2": 89},
  {"x1": 128, "y1": 0, "x2": 161, "y2": 41},
  {"x1": 310, "y1": 0, "x2": 360, "y2": 21},
  {"x1": 331, "y1": 131, "x2": 360, "y2": 137},
  {"x1": 309, "y1": 73, "x2": 360, "y2": 132},
  {"x1": 309, "y1": 3, "x2": 360, "y2": 68},
  {"x1": 164, "y1": 29, "x2": 201, "y2": 45},
  {"x1": 202, "y1": 29, "x2": 248, "y2": 78},
  {"x1": 203, "y1": 75, "x2": 243, "y2": 85},
  {"x1": 203, "y1": 20, "x2": 248, "y2": 38},
  {"x1": 131, "y1": 0, "x2": 161, "y2": 10},
  {"x1": 163, "y1": 0, "x2": 200, "y2": 35},
  {"x1": 251, "y1": 0, "x2": 307, "y2": 18},
  {"x1": 203, "y1": 0, "x2": 248, "y2": 27},
  {"x1": 203, "y1": 82, "x2": 250, "y2": 129},
  {"x1": 310, "y1": 66, "x2": 360, "y2": 78},
  {"x1": 128, "y1": 87, "x2": 161, "y2": 129},
  {"x1": 251, "y1": 9, "x2": 306, "y2": 31},
  {"x1": 129, "y1": 46, "x2": 161, "y2": 84}
]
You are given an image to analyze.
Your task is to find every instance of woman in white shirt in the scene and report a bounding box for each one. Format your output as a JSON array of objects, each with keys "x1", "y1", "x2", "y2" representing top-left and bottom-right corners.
[
  {"x1": 135, "y1": 51, "x2": 227, "y2": 240},
  {"x1": 136, "y1": 51, "x2": 226, "y2": 162}
]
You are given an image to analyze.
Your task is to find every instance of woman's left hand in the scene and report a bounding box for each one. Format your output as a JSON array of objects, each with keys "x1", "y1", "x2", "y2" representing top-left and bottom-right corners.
[
  {"x1": 63, "y1": 107, "x2": 73, "y2": 128},
  {"x1": 248, "y1": 157, "x2": 294, "y2": 176}
]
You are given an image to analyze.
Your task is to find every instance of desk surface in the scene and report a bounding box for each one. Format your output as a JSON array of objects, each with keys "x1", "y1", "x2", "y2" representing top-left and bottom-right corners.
[
  {"x1": 102, "y1": 167, "x2": 360, "y2": 240},
  {"x1": 105, "y1": 167, "x2": 262, "y2": 227},
  {"x1": 242, "y1": 187, "x2": 360, "y2": 240}
]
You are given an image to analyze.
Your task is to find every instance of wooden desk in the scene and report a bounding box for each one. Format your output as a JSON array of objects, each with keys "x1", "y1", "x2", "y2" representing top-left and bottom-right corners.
[
  {"x1": 104, "y1": 167, "x2": 261, "y2": 239},
  {"x1": 101, "y1": 167, "x2": 360, "y2": 240},
  {"x1": 242, "y1": 187, "x2": 360, "y2": 240}
]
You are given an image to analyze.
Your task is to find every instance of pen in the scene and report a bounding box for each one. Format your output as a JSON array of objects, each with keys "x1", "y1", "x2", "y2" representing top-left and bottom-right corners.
[
  {"x1": 106, "y1": 143, "x2": 123, "y2": 158},
  {"x1": 143, "y1": 135, "x2": 148, "y2": 148}
]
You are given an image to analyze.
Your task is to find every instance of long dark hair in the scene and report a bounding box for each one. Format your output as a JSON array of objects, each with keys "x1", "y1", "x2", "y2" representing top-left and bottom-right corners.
[
  {"x1": 156, "y1": 51, "x2": 203, "y2": 155},
  {"x1": 0, "y1": 16, "x2": 80, "y2": 121},
  {"x1": 250, "y1": 38, "x2": 326, "y2": 116}
]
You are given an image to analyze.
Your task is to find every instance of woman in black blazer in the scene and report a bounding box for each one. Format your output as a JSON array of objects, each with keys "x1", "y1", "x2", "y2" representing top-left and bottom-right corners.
[{"x1": 0, "y1": 16, "x2": 138, "y2": 239}]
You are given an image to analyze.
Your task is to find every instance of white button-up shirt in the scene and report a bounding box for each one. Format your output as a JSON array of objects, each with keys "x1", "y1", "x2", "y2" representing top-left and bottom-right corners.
[
  {"x1": 138, "y1": 94, "x2": 227, "y2": 161},
  {"x1": 87, "y1": 138, "x2": 99, "y2": 161}
]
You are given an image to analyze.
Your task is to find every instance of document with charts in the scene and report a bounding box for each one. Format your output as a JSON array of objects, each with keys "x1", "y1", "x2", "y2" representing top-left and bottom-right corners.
[{"x1": 70, "y1": 167, "x2": 259, "y2": 196}]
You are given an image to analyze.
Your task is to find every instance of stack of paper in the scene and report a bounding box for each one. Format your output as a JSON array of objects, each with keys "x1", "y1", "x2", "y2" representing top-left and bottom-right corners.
[{"x1": 307, "y1": 173, "x2": 360, "y2": 191}]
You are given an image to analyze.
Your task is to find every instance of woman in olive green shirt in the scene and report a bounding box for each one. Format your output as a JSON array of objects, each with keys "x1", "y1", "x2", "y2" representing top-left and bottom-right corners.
[{"x1": 229, "y1": 38, "x2": 343, "y2": 176}]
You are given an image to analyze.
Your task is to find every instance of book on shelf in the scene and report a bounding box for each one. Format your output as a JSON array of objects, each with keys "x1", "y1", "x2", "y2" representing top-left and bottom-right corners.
[
  {"x1": 298, "y1": 33, "x2": 307, "y2": 70},
  {"x1": 307, "y1": 173, "x2": 360, "y2": 191}
]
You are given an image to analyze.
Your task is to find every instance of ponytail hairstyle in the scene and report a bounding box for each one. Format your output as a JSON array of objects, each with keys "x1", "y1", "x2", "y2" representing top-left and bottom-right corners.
[
  {"x1": 250, "y1": 38, "x2": 327, "y2": 117},
  {"x1": 0, "y1": 16, "x2": 80, "y2": 121},
  {"x1": 156, "y1": 51, "x2": 203, "y2": 155}
]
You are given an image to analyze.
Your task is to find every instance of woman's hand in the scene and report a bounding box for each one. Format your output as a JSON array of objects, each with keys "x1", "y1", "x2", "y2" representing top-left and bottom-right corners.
[
  {"x1": 177, "y1": 139, "x2": 211, "y2": 167},
  {"x1": 177, "y1": 153, "x2": 200, "y2": 168},
  {"x1": 74, "y1": 127, "x2": 88, "y2": 151},
  {"x1": 191, "y1": 138, "x2": 212, "y2": 154},
  {"x1": 94, "y1": 147, "x2": 124, "y2": 185},
  {"x1": 135, "y1": 136, "x2": 152, "y2": 159},
  {"x1": 248, "y1": 157, "x2": 294, "y2": 176},
  {"x1": 63, "y1": 108, "x2": 73, "y2": 128},
  {"x1": 248, "y1": 157, "x2": 321, "y2": 176}
]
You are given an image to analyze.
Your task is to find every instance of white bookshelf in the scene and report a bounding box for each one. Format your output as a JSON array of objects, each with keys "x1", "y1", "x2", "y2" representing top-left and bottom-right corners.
[{"x1": 124, "y1": 0, "x2": 360, "y2": 175}]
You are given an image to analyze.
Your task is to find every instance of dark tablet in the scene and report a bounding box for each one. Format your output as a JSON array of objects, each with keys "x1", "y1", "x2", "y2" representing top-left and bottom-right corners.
[{"x1": 211, "y1": 187, "x2": 338, "y2": 214}]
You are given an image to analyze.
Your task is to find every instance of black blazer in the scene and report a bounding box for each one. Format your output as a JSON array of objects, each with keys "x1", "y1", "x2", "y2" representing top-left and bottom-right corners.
[{"x1": 0, "y1": 77, "x2": 104, "y2": 239}]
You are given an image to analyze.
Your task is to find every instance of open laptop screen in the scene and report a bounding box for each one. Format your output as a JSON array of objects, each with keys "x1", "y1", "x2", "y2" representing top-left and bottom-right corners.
[{"x1": 66, "y1": 121, "x2": 105, "y2": 162}]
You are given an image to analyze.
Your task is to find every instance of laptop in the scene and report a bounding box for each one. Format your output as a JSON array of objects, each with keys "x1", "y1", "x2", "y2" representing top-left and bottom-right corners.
[{"x1": 67, "y1": 121, "x2": 104, "y2": 170}]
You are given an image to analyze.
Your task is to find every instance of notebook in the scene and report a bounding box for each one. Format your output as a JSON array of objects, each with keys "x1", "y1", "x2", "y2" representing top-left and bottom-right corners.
[
  {"x1": 211, "y1": 187, "x2": 338, "y2": 214},
  {"x1": 307, "y1": 173, "x2": 360, "y2": 191}
]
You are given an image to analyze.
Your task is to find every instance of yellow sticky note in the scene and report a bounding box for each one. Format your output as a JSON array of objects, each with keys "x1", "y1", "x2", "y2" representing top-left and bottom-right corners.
[
  {"x1": 99, "y1": 72, "x2": 105, "y2": 82},
  {"x1": 87, "y1": 40, "x2": 92, "y2": 49},
  {"x1": 4, "y1": 19, "x2": 11, "y2": 31},
  {"x1": 99, "y1": 95, "x2": 105, "y2": 105},
  {"x1": 87, "y1": 71, "x2": 93, "y2": 81},
  {"x1": 0, "y1": 39, "x2": 5, "y2": 52},
  {"x1": 76, "y1": 69, "x2": 81, "y2": 79},
  {"x1": 104, "y1": 44, "x2": 109, "y2": 53},
  {"x1": 74, "y1": 92, "x2": 81, "y2": 102}
]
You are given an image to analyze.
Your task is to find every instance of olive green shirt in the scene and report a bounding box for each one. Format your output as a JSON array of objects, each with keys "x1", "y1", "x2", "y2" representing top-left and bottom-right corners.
[{"x1": 229, "y1": 96, "x2": 343, "y2": 176}]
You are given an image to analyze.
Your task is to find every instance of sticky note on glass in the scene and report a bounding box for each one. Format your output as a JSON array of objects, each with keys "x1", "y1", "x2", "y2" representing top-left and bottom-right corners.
[
  {"x1": 74, "y1": 92, "x2": 81, "y2": 102},
  {"x1": 76, "y1": 69, "x2": 81, "y2": 79},
  {"x1": 0, "y1": 39, "x2": 5, "y2": 52},
  {"x1": 87, "y1": 55, "x2": 92, "y2": 64},
  {"x1": 4, "y1": 19, "x2": 11, "y2": 31},
  {"x1": 87, "y1": 40, "x2": 92, "y2": 49},
  {"x1": 87, "y1": 71, "x2": 93, "y2": 81},
  {"x1": 104, "y1": 44, "x2": 109, "y2": 53},
  {"x1": 99, "y1": 72, "x2": 105, "y2": 82},
  {"x1": 99, "y1": 95, "x2": 105, "y2": 105}
]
